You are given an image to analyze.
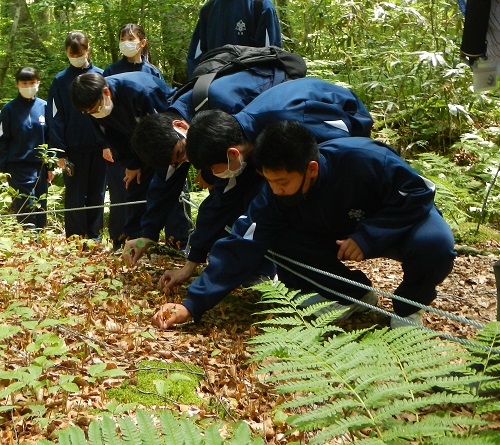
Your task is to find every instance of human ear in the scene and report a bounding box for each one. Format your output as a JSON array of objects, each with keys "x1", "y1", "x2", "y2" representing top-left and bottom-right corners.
[
  {"x1": 308, "y1": 160, "x2": 319, "y2": 178},
  {"x1": 227, "y1": 146, "x2": 240, "y2": 159}
]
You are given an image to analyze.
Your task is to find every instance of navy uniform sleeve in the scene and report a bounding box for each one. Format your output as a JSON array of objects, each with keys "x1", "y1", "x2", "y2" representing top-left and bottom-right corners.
[
  {"x1": 345, "y1": 146, "x2": 436, "y2": 258},
  {"x1": 256, "y1": 0, "x2": 282, "y2": 47},
  {"x1": 183, "y1": 186, "x2": 284, "y2": 322},
  {"x1": 187, "y1": 170, "x2": 264, "y2": 264},
  {"x1": 46, "y1": 77, "x2": 68, "y2": 155},
  {"x1": 140, "y1": 163, "x2": 191, "y2": 241}
]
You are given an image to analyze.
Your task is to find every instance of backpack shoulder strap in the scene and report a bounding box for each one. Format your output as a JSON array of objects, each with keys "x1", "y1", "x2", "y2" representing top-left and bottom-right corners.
[{"x1": 191, "y1": 72, "x2": 218, "y2": 112}]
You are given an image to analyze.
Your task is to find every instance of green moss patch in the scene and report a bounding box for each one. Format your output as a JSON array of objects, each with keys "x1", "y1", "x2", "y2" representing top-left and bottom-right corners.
[{"x1": 107, "y1": 360, "x2": 205, "y2": 407}]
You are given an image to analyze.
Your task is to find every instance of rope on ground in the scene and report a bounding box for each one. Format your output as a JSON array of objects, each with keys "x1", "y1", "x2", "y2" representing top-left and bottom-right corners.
[{"x1": 266, "y1": 253, "x2": 500, "y2": 354}]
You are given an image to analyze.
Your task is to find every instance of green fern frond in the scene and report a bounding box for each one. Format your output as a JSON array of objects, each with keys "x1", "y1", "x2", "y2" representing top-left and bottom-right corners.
[
  {"x1": 424, "y1": 430, "x2": 500, "y2": 444},
  {"x1": 179, "y1": 416, "x2": 203, "y2": 445},
  {"x1": 116, "y1": 417, "x2": 141, "y2": 445},
  {"x1": 373, "y1": 392, "x2": 484, "y2": 424},
  {"x1": 88, "y1": 421, "x2": 104, "y2": 445},
  {"x1": 158, "y1": 410, "x2": 185, "y2": 444},
  {"x1": 57, "y1": 425, "x2": 88, "y2": 445},
  {"x1": 136, "y1": 409, "x2": 163, "y2": 445},
  {"x1": 203, "y1": 423, "x2": 224, "y2": 445},
  {"x1": 381, "y1": 414, "x2": 488, "y2": 441},
  {"x1": 306, "y1": 414, "x2": 374, "y2": 444},
  {"x1": 248, "y1": 283, "x2": 496, "y2": 444},
  {"x1": 101, "y1": 415, "x2": 122, "y2": 445}
]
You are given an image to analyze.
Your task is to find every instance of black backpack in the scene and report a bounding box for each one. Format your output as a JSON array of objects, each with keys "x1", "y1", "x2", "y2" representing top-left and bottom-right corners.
[{"x1": 172, "y1": 44, "x2": 307, "y2": 112}]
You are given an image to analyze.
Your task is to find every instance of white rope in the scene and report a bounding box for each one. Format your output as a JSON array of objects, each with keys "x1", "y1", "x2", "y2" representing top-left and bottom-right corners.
[{"x1": 0, "y1": 200, "x2": 147, "y2": 219}]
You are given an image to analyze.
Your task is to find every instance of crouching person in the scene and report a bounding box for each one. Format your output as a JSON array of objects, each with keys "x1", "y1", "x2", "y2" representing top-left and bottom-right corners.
[{"x1": 153, "y1": 121, "x2": 456, "y2": 329}]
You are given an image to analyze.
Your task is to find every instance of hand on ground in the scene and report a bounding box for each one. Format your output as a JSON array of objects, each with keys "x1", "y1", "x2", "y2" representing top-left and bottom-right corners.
[
  {"x1": 122, "y1": 238, "x2": 153, "y2": 265},
  {"x1": 152, "y1": 303, "x2": 191, "y2": 329}
]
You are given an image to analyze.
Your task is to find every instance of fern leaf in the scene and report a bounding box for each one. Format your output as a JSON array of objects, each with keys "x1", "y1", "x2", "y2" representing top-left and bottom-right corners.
[
  {"x1": 88, "y1": 420, "x2": 104, "y2": 445},
  {"x1": 308, "y1": 415, "x2": 375, "y2": 444},
  {"x1": 179, "y1": 417, "x2": 203, "y2": 445},
  {"x1": 136, "y1": 409, "x2": 163, "y2": 445},
  {"x1": 116, "y1": 416, "x2": 141, "y2": 445},
  {"x1": 227, "y1": 421, "x2": 252, "y2": 445},
  {"x1": 373, "y1": 393, "x2": 484, "y2": 424},
  {"x1": 158, "y1": 410, "x2": 184, "y2": 444},
  {"x1": 383, "y1": 413, "x2": 488, "y2": 441},
  {"x1": 287, "y1": 398, "x2": 366, "y2": 430},
  {"x1": 203, "y1": 424, "x2": 224, "y2": 445},
  {"x1": 56, "y1": 426, "x2": 84, "y2": 445},
  {"x1": 101, "y1": 415, "x2": 121, "y2": 445}
]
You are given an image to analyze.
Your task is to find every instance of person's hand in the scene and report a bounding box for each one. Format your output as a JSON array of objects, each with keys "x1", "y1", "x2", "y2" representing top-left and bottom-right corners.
[
  {"x1": 57, "y1": 158, "x2": 65, "y2": 168},
  {"x1": 103, "y1": 148, "x2": 114, "y2": 162},
  {"x1": 122, "y1": 238, "x2": 154, "y2": 265},
  {"x1": 152, "y1": 303, "x2": 191, "y2": 329},
  {"x1": 124, "y1": 168, "x2": 141, "y2": 189},
  {"x1": 47, "y1": 171, "x2": 55, "y2": 182},
  {"x1": 336, "y1": 238, "x2": 364, "y2": 262},
  {"x1": 158, "y1": 261, "x2": 199, "y2": 291}
]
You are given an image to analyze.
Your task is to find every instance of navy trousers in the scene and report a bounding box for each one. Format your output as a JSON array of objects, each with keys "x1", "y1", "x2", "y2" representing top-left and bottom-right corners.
[
  {"x1": 63, "y1": 150, "x2": 106, "y2": 239},
  {"x1": 8, "y1": 163, "x2": 48, "y2": 229},
  {"x1": 272, "y1": 207, "x2": 456, "y2": 316}
]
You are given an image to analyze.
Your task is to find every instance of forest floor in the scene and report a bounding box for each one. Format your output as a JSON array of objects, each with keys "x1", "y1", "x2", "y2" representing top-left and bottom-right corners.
[{"x1": 1, "y1": 236, "x2": 499, "y2": 444}]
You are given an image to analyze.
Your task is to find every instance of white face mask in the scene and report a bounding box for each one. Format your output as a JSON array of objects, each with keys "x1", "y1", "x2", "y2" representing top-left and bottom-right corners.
[
  {"x1": 119, "y1": 41, "x2": 141, "y2": 58},
  {"x1": 68, "y1": 54, "x2": 88, "y2": 68},
  {"x1": 18, "y1": 84, "x2": 39, "y2": 99},
  {"x1": 213, "y1": 153, "x2": 247, "y2": 179},
  {"x1": 91, "y1": 94, "x2": 114, "y2": 119}
]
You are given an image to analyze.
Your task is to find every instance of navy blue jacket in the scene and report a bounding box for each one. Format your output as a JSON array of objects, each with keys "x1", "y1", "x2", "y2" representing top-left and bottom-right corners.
[
  {"x1": 183, "y1": 137, "x2": 437, "y2": 322},
  {"x1": 103, "y1": 56, "x2": 164, "y2": 80},
  {"x1": 187, "y1": 0, "x2": 282, "y2": 78},
  {"x1": 91, "y1": 72, "x2": 176, "y2": 170},
  {"x1": 234, "y1": 77, "x2": 373, "y2": 141},
  {"x1": 140, "y1": 67, "x2": 288, "y2": 242},
  {"x1": 0, "y1": 95, "x2": 49, "y2": 169},
  {"x1": 170, "y1": 66, "x2": 287, "y2": 122},
  {"x1": 186, "y1": 79, "x2": 373, "y2": 264},
  {"x1": 47, "y1": 62, "x2": 105, "y2": 156}
]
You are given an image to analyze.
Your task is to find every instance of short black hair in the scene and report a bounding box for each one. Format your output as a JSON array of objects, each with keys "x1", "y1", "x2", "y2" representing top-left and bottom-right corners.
[
  {"x1": 185, "y1": 109, "x2": 246, "y2": 170},
  {"x1": 130, "y1": 111, "x2": 182, "y2": 169},
  {"x1": 71, "y1": 72, "x2": 106, "y2": 111},
  {"x1": 15, "y1": 66, "x2": 39, "y2": 82},
  {"x1": 254, "y1": 121, "x2": 319, "y2": 173}
]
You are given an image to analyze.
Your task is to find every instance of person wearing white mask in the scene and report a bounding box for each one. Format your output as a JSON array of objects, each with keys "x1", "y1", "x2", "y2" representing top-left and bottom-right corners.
[
  {"x1": 0, "y1": 67, "x2": 53, "y2": 230},
  {"x1": 102, "y1": 24, "x2": 172, "y2": 251},
  {"x1": 70, "y1": 71, "x2": 177, "y2": 245},
  {"x1": 46, "y1": 31, "x2": 107, "y2": 243}
]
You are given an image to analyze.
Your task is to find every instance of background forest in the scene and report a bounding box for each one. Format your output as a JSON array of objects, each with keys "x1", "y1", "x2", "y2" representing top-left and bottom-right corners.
[
  {"x1": 1, "y1": 2, "x2": 500, "y2": 444},
  {"x1": 2, "y1": 0, "x2": 500, "y2": 242}
]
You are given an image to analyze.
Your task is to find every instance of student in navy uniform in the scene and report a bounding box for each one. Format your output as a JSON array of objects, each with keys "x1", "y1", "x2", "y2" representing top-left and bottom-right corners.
[
  {"x1": 152, "y1": 121, "x2": 456, "y2": 330},
  {"x1": 70, "y1": 71, "x2": 176, "y2": 241},
  {"x1": 134, "y1": 78, "x2": 373, "y2": 291},
  {"x1": 0, "y1": 67, "x2": 53, "y2": 229},
  {"x1": 102, "y1": 24, "x2": 186, "y2": 251},
  {"x1": 121, "y1": 66, "x2": 291, "y2": 265},
  {"x1": 187, "y1": 0, "x2": 282, "y2": 78},
  {"x1": 47, "y1": 31, "x2": 107, "y2": 241}
]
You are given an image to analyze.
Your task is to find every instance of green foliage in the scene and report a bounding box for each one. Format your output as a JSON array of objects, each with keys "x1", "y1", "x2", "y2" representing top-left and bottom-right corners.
[
  {"x1": 409, "y1": 129, "x2": 500, "y2": 238},
  {"x1": 247, "y1": 281, "x2": 499, "y2": 444},
  {"x1": 36, "y1": 409, "x2": 265, "y2": 444},
  {"x1": 106, "y1": 360, "x2": 204, "y2": 407}
]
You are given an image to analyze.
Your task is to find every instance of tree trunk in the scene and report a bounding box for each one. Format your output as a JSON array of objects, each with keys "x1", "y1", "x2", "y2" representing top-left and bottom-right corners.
[{"x1": 0, "y1": 0, "x2": 21, "y2": 91}]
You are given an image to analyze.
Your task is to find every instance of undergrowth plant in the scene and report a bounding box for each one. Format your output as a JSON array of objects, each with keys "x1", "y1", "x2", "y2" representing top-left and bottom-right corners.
[
  {"x1": 246, "y1": 281, "x2": 499, "y2": 444},
  {"x1": 36, "y1": 409, "x2": 266, "y2": 445}
]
